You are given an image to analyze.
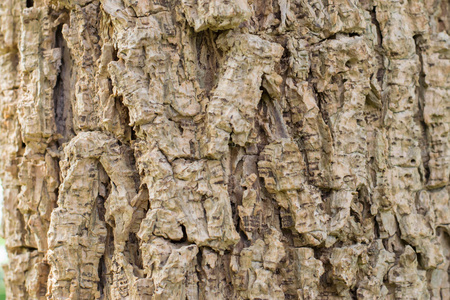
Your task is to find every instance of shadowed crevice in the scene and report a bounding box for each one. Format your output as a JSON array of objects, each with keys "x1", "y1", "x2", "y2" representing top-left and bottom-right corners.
[
  {"x1": 413, "y1": 34, "x2": 431, "y2": 184},
  {"x1": 53, "y1": 23, "x2": 74, "y2": 146}
]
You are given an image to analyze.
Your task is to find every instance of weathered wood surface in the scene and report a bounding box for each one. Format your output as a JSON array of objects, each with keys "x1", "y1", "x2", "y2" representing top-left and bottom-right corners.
[{"x1": 0, "y1": 0, "x2": 449, "y2": 299}]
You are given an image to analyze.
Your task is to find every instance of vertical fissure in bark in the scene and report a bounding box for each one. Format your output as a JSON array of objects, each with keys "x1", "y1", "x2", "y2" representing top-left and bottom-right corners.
[
  {"x1": 37, "y1": 263, "x2": 50, "y2": 298},
  {"x1": 413, "y1": 34, "x2": 431, "y2": 184},
  {"x1": 370, "y1": 7, "x2": 383, "y2": 47},
  {"x1": 126, "y1": 232, "x2": 144, "y2": 274},
  {"x1": 129, "y1": 184, "x2": 148, "y2": 274},
  {"x1": 98, "y1": 161, "x2": 111, "y2": 219},
  {"x1": 50, "y1": 142, "x2": 61, "y2": 218},
  {"x1": 255, "y1": 97, "x2": 271, "y2": 155},
  {"x1": 123, "y1": 178, "x2": 146, "y2": 280},
  {"x1": 53, "y1": 22, "x2": 74, "y2": 146},
  {"x1": 369, "y1": 6, "x2": 386, "y2": 112},
  {"x1": 115, "y1": 95, "x2": 134, "y2": 144},
  {"x1": 196, "y1": 247, "x2": 203, "y2": 274},
  {"x1": 97, "y1": 163, "x2": 111, "y2": 296},
  {"x1": 98, "y1": 255, "x2": 106, "y2": 298},
  {"x1": 316, "y1": 248, "x2": 335, "y2": 292},
  {"x1": 261, "y1": 91, "x2": 289, "y2": 139},
  {"x1": 99, "y1": 222, "x2": 115, "y2": 298},
  {"x1": 228, "y1": 145, "x2": 244, "y2": 234},
  {"x1": 316, "y1": 91, "x2": 334, "y2": 140},
  {"x1": 196, "y1": 247, "x2": 205, "y2": 299},
  {"x1": 195, "y1": 30, "x2": 221, "y2": 96},
  {"x1": 278, "y1": 208, "x2": 296, "y2": 244},
  {"x1": 319, "y1": 188, "x2": 333, "y2": 217},
  {"x1": 354, "y1": 185, "x2": 371, "y2": 223}
]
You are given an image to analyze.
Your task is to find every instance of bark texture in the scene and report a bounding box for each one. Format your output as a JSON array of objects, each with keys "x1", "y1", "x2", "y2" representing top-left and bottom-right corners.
[{"x1": 0, "y1": 0, "x2": 449, "y2": 299}]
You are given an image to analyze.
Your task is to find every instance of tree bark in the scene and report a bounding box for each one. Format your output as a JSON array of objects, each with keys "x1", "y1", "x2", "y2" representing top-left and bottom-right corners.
[{"x1": 0, "y1": 0, "x2": 449, "y2": 299}]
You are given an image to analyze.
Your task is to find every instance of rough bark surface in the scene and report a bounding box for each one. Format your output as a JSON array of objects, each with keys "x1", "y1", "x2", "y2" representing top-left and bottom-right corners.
[{"x1": 0, "y1": 0, "x2": 449, "y2": 299}]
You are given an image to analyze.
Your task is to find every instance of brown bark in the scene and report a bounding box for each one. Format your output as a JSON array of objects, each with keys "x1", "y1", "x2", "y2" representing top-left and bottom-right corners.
[{"x1": 0, "y1": 0, "x2": 449, "y2": 299}]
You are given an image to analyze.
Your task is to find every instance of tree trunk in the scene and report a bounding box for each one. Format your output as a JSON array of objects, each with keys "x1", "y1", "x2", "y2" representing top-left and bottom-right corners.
[{"x1": 0, "y1": 0, "x2": 449, "y2": 299}]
